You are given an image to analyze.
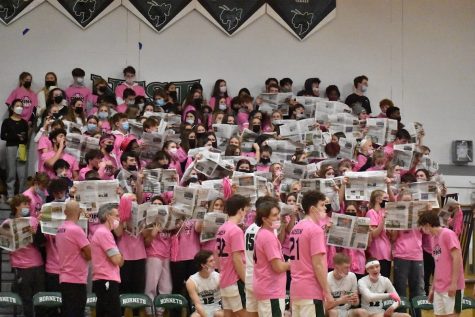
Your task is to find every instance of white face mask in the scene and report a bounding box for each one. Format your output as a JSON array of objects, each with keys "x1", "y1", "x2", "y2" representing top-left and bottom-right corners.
[
  {"x1": 186, "y1": 119, "x2": 194, "y2": 125},
  {"x1": 220, "y1": 86, "x2": 227, "y2": 93},
  {"x1": 219, "y1": 103, "x2": 227, "y2": 111},
  {"x1": 271, "y1": 220, "x2": 281, "y2": 230},
  {"x1": 13, "y1": 107, "x2": 23, "y2": 115},
  {"x1": 76, "y1": 77, "x2": 84, "y2": 84},
  {"x1": 111, "y1": 219, "x2": 120, "y2": 230},
  {"x1": 169, "y1": 148, "x2": 178, "y2": 154},
  {"x1": 361, "y1": 85, "x2": 368, "y2": 93}
]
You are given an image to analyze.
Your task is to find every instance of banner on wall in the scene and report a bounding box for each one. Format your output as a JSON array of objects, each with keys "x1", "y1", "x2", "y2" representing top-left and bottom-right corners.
[
  {"x1": 122, "y1": 0, "x2": 194, "y2": 33},
  {"x1": 90, "y1": 74, "x2": 201, "y2": 104},
  {"x1": 47, "y1": 0, "x2": 121, "y2": 29},
  {"x1": 0, "y1": 0, "x2": 44, "y2": 25},
  {"x1": 266, "y1": 0, "x2": 336, "y2": 41},
  {"x1": 195, "y1": 0, "x2": 265, "y2": 36}
]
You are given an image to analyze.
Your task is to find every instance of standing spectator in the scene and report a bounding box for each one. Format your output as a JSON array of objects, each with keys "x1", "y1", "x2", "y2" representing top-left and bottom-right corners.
[
  {"x1": 345, "y1": 75, "x2": 371, "y2": 114},
  {"x1": 114, "y1": 66, "x2": 146, "y2": 105},
  {"x1": 5, "y1": 72, "x2": 37, "y2": 123}
]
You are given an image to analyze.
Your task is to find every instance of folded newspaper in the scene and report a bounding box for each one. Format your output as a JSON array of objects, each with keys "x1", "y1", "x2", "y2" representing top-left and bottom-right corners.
[
  {"x1": 344, "y1": 171, "x2": 387, "y2": 201},
  {"x1": 39, "y1": 202, "x2": 88, "y2": 235},
  {"x1": 327, "y1": 213, "x2": 371, "y2": 249},
  {"x1": 0, "y1": 217, "x2": 33, "y2": 252}
]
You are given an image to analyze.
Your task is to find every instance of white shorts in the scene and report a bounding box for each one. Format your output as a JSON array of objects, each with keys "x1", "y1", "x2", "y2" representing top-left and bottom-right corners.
[
  {"x1": 291, "y1": 299, "x2": 325, "y2": 317},
  {"x1": 245, "y1": 287, "x2": 258, "y2": 313},
  {"x1": 257, "y1": 298, "x2": 285, "y2": 317},
  {"x1": 220, "y1": 282, "x2": 245, "y2": 312},
  {"x1": 433, "y1": 290, "x2": 462, "y2": 315}
]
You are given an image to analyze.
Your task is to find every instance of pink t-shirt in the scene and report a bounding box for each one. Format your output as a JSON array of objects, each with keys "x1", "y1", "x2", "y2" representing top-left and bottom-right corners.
[
  {"x1": 146, "y1": 231, "x2": 171, "y2": 259},
  {"x1": 116, "y1": 103, "x2": 127, "y2": 113},
  {"x1": 65, "y1": 85, "x2": 92, "y2": 105},
  {"x1": 316, "y1": 216, "x2": 336, "y2": 269},
  {"x1": 3, "y1": 217, "x2": 43, "y2": 269},
  {"x1": 384, "y1": 143, "x2": 395, "y2": 157},
  {"x1": 114, "y1": 83, "x2": 146, "y2": 104},
  {"x1": 353, "y1": 153, "x2": 369, "y2": 171},
  {"x1": 289, "y1": 219, "x2": 327, "y2": 300},
  {"x1": 342, "y1": 248, "x2": 366, "y2": 275},
  {"x1": 37, "y1": 135, "x2": 52, "y2": 172},
  {"x1": 432, "y1": 228, "x2": 465, "y2": 292},
  {"x1": 253, "y1": 227, "x2": 286, "y2": 300},
  {"x1": 22, "y1": 187, "x2": 44, "y2": 218},
  {"x1": 5, "y1": 86, "x2": 37, "y2": 121},
  {"x1": 256, "y1": 165, "x2": 270, "y2": 173},
  {"x1": 172, "y1": 220, "x2": 200, "y2": 262},
  {"x1": 56, "y1": 220, "x2": 90, "y2": 284},
  {"x1": 45, "y1": 236, "x2": 60, "y2": 274},
  {"x1": 215, "y1": 221, "x2": 245, "y2": 288},
  {"x1": 91, "y1": 224, "x2": 121, "y2": 282},
  {"x1": 367, "y1": 209, "x2": 391, "y2": 261},
  {"x1": 422, "y1": 233, "x2": 433, "y2": 254},
  {"x1": 117, "y1": 231, "x2": 146, "y2": 261},
  {"x1": 41, "y1": 151, "x2": 79, "y2": 179},
  {"x1": 393, "y1": 229, "x2": 423, "y2": 261},
  {"x1": 209, "y1": 96, "x2": 232, "y2": 111},
  {"x1": 201, "y1": 239, "x2": 217, "y2": 252}
]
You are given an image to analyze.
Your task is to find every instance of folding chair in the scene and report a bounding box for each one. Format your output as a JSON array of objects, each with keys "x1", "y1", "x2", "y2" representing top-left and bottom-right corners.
[
  {"x1": 119, "y1": 293, "x2": 154, "y2": 317},
  {"x1": 382, "y1": 296, "x2": 412, "y2": 315},
  {"x1": 462, "y1": 296, "x2": 475, "y2": 315},
  {"x1": 410, "y1": 295, "x2": 433, "y2": 316},
  {"x1": 32, "y1": 292, "x2": 62, "y2": 317},
  {"x1": 0, "y1": 292, "x2": 22, "y2": 317},
  {"x1": 154, "y1": 294, "x2": 188, "y2": 317}
]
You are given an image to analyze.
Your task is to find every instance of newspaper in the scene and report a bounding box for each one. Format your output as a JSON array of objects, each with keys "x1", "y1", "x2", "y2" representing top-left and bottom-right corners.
[
  {"x1": 416, "y1": 156, "x2": 439, "y2": 174},
  {"x1": 439, "y1": 198, "x2": 459, "y2": 227},
  {"x1": 327, "y1": 213, "x2": 371, "y2": 249},
  {"x1": 329, "y1": 122, "x2": 364, "y2": 141},
  {"x1": 407, "y1": 181, "x2": 440, "y2": 208},
  {"x1": 200, "y1": 212, "x2": 228, "y2": 242},
  {"x1": 116, "y1": 169, "x2": 138, "y2": 193},
  {"x1": 267, "y1": 139, "x2": 299, "y2": 163},
  {"x1": 241, "y1": 128, "x2": 258, "y2": 152},
  {"x1": 384, "y1": 201, "x2": 429, "y2": 230},
  {"x1": 73, "y1": 180, "x2": 120, "y2": 225},
  {"x1": 258, "y1": 93, "x2": 293, "y2": 116},
  {"x1": 279, "y1": 118, "x2": 317, "y2": 138},
  {"x1": 283, "y1": 162, "x2": 307, "y2": 180},
  {"x1": 143, "y1": 168, "x2": 178, "y2": 195},
  {"x1": 63, "y1": 120, "x2": 83, "y2": 134},
  {"x1": 212, "y1": 124, "x2": 239, "y2": 139},
  {"x1": 405, "y1": 122, "x2": 424, "y2": 144},
  {"x1": 39, "y1": 202, "x2": 88, "y2": 235},
  {"x1": 316, "y1": 101, "x2": 352, "y2": 115},
  {"x1": 64, "y1": 133, "x2": 100, "y2": 165},
  {"x1": 0, "y1": 217, "x2": 34, "y2": 252},
  {"x1": 392, "y1": 143, "x2": 419, "y2": 169},
  {"x1": 125, "y1": 203, "x2": 176, "y2": 236},
  {"x1": 344, "y1": 171, "x2": 387, "y2": 201},
  {"x1": 129, "y1": 120, "x2": 144, "y2": 138},
  {"x1": 140, "y1": 132, "x2": 165, "y2": 161},
  {"x1": 338, "y1": 138, "x2": 356, "y2": 159},
  {"x1": 171, "y1": 186, "x2": 221, "y2": 220},
  {"x1": 300, "y1": 178, "x2": 340, "y2": 210}
]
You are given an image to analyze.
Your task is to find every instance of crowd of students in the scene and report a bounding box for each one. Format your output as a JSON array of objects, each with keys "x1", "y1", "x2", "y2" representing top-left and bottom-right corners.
[{"x1": 0, "y1": 67, "x2": 468, "y2": 317}]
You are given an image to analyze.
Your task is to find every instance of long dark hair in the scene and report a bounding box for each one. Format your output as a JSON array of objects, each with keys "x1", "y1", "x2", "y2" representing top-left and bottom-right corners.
[{"x1": 211, "y1": 79, "x2": 228, "y2": 99}]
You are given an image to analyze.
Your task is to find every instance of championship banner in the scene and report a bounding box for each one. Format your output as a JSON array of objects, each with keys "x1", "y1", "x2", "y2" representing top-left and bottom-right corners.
[
  {"x1": 122, "y1": 0, "x2": 194, "y2": 33},
  {"x1": 266, "y1": 0, "x2": 336, "y2": 41},
  {"x1": 47, "y1": 0, "x2": 121, "y2": 29},
  {"x1": 90, "y1": 74, "x2": 201, "y2": 104},
  {"x1": 195, "y1": 0, "x2": 265, "y2": 36},
  {"x1": 0, "y1": 0, "x2": 44, "y2": 25}
]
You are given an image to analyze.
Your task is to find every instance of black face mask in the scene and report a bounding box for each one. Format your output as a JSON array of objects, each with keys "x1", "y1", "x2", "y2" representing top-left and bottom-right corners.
[
  {"x1": 74, "y1": 107, "x2": 83, "y2": 114},
  {"x1": 97, "y1": 86, "x2": 107, "y2": 93},
  {"x1": 45, "y1": 80, "x2": 55, "y2": 88},
  {"x1": 54, "y1": 95, "x2": 63, "y2": 104},
  {"x1": 169, "y1": 91, "x2": 177, "y2": 100},
  {"x1": 346, "y1": 212, "x2": 357, "y2": 217},
  {"x1": 189, "y1": 176, "x2": 199, "y2": 183},
  {"x1": 196, "y1": 132, "x2": 206, "y2": 139},
  {"x1": 127, "y1": 165, "x2": 137, "y2": 172},
  {"x1": 325, "y1": 204, "x2": 332, "y2": 212},
  {"x1": 52, "y1": 113, "x2": 61, "y2": 119},
  {"x1": 252, "y1": 125, "x2": 261, "y2": 133},
  {"x1": 238, "y1": 169, "x2": 250, "y2": 173},
  {"x1": 380, "y1": 200, "x2": 388, "y2": 208},
  {"x1": 193, "y1": 98, "x2": 203, "y2": 106},
  {"x1": 260, "y1": 157, "x2": 271, "y2": 165},
  {"x1": 104, "y1": 144, "x2": 114, "y2": 153},
  {"x1": 23, "y1": 81, "x2": 32, "y2": 89},
  {"x1": 188, "y1": 139, "x2": 196, "y2": 148},
  {"x1": 212, "y1": 141, "x2": 218, "y2": 148}
]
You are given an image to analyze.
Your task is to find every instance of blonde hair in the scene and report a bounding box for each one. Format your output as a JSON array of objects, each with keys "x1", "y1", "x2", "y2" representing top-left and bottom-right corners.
[{"x1": 369, "y1": 190, "x2": 385, "y2": 209}]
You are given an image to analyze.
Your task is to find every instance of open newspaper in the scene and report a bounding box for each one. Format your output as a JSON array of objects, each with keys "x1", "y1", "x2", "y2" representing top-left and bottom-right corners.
[
  {"x1": 295, "y1": 96, "x2": 323, "y2": 118},
  {"x1": 327, "y1": 213, "x2": 371, "y2": 249},
  {"x1": 200, "y1": 212, "x2": 228, "y2": 242},
  {"x1": 416, "y1": 156, "x2": 439, "y2": 174},
  {"x1": 438, "y1": 198, "x2": 459, "y2": 227},
  {"x1": 344, "y1": 171, "x2": 387, "y2": 201},
  {"x1": 140, "y1": 132, "x2": 166, "y2": 161},
  {"x1": 338, "y1": 138, "x2": 357, "y2": 159},
  {"x1": 142, "y1": 168, "x2": 178, "y2": 195},
  {"x1": 406, "y1": 181, "x2": 440, "y2": 208},
  {"x1": 171, "y1": 186, "x2": 221, "y2": 221},
  {"x1": 300, "y1": 178, "x2": 340, "y2": 210},
  {"x1": 392, "y1": 143, "x2": 419, "y2": 169},
  {"x1": 73, "y1": 179, "x2": 120, "y2": 225},
  {"x1": 267, "y1": 139, "x2": 299, "y2": 163},
  {"x1": 39, "y1": 202, "x2": 88, "y2": 235},
  {"x1": 366, "y1": 118, "x2": 398, "y2": 145},
  {"x1": 232, "y1": 173, "x2": 271, "y2": 204},
  {"x1": 0, "y1": 217, "x2": 34, "y2": 252},
  {"x1": 405, "y1": 122, "x2": 424, "y2": 144},
  {"x1": 258, "y1": 93, "x2": 293, "y2": 116},
  {"x1": 212, "y1": 124, "x2": 239, "y2": 139},
  {"x1": 384, "y1": 201, "x2": 429, "y2": 230},
  {"x1": 65, "y1": 133, "x2": 100, "y2": 165},
  {"x1": 126, "y1": 203, "x2": 189, "y2": 236},
  {"x1": 241, "y1": 128, "x2": 259, "y2": 152}
]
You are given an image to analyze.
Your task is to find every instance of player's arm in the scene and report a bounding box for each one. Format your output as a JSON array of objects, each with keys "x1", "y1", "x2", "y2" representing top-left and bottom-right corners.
[
  {"x1": 312, "y1": 253, "x2": 333, "y2": 303},
  {"x1": 449, "y1": 247, "x2": 463, "y2": 297},
  {"x1": 186, "y1": 278, "x2": 207, "y2": 317},
  {"x1": 232, "y1": 251, "x2": 245, "y2": 282}
]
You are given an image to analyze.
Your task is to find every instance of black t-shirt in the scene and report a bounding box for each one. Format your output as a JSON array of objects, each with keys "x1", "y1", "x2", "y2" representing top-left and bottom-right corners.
[
  {"x1": 0, "y1": 117, "x2": 29, "y2": 146},
  {"x1": 345, "y1": 93, "x2": 372, "y2": 114}
]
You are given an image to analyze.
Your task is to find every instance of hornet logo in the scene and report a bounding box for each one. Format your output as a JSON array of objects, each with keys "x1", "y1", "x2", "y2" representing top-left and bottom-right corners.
[
  {"x1": 147, "y1": 1, "x2": 171, "y2": 28},
  {"x1": 73, "y1": 0, "x2": 97, "y2": 23},
  {"x1": 0, "y1": 0, "x2": 19, "y2": 20},
  {"x1": 291, "y1": 9, "x2": 313, "y2": 36},
  {"x1": 219, "y1": 5, "x2": 242, "y2": 32}
]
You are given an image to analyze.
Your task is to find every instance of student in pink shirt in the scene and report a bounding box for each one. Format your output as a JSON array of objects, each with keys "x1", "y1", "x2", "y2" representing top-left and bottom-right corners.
[
  {"x1": 79, "y1": 149, "x2": 111, "y2": 181},
  {"x1": 289, "y1": 191, "x2": 334, "y2": 316},
  {"x1": 374, "y1": 99, "x2": 393, "y2": 118},
  {"x1": 215, "y1": 194, "x2": 250, "y2": 317},
  {"x1": 367, "y1": 189, "x2": 392, "y2": 278},
  {"x1": 209, "y1": 79, "x2": 232, "y2": 111},
  {"x1": 116, "y1": 88, "x2": 137, "y2": 113},
  {"x1": 353, "y1": 137, "x2": 374, "y2": 172},
  {"x1": 110, "y1": 112, "x2": 130, "y2": 162},
  {"x1": 201, "y1": 198, "x2": 225, "y2": 252},
  {"x1": 91, "y1": 203, "x2": 124, "y2": 317},
  {"x1": 418, "y1": 211, "x2": 465, "y2": 316},
  {"x1": 342, "y1": 202, "x2": 367, "y2": 279},
  {"x1": 163, "y1": 141, "x2": 184, "y2": 177},
  {"x1": 22, "y1": 172, "x2": 49, "y2": 218},
  {"x1": 41, "y1": 128, "x2": 79, "y2": 180},
  {"x1": 253, "y1": 201, "x2": 290, "y2": 316},
  {"x1": 114, "y1": 66, "x2": 146, "y2": 105},
  {"x1": 384, "y1": 129, "x2": 411, "y2": 158},
  {"x1": 55, "y1": 200, "x2": 91, "y2": 317},
  {"x1": 0, "y1": 195, "x2": 44, "y2": 317},
  {"x1": 65, "y1": 68, "x2": 92, "y2": 105},
  {"x1": 99, "y1": 133, "x2": 118, "y2": 175},
  {"x1": 5, "y1": 72, "x2": 38, "y2": 122},
  {"x1": 97, "y1": 103, "x2": 112, "y2": 132}
]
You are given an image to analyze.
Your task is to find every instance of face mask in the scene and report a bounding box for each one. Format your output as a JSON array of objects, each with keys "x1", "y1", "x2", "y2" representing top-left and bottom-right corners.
[
  {"x1": 186, "y1": 119, "x2": 194, "y2": 125},
  {"x1": 127, "y1": 165, "x2": 137, "y2": 171},
  {"x1": 13, "y1": 107, "x2": 23, "y2": 115},
  {"x1": 105, "y1": 144, "x2": 114, "y2": 153},
  {"x1": 169, "y1": 91, "x2": 177, "y2": 100},
  {"x1": 206, "y1": 265, "x2": 215, "y2": 274},
  {"x1": 54, "y1": 95, "x2": 63, "y2": 104},
  {"x1": 380, "y1": 200, "x2": 387, "y2": 208},
  {"x1": 219, "y1": 103, "x2": 227, "y2": 111},
  {"x1": 21, "y1": 207, "x2": 30, "y2": 217},
  {"x1": 367, "y1": 149, "x2": 374, "y2": 156},
  {"x1": 111, "y1": 219, "x2": 120, "y2": 230},
  {"x1": 121, "y1": 122, "x2": 129, "y2": 131},
  {"x1": 220, "y1": 86, "x2": 227, "y2": 93},
  {"x1": 325, "y1": 204, "x2": 332, "y2": 212},
  {"x1": 74, "y1": 107, "x2": 83, "y2": 114},
  {"x1": 52, "y1": 113, "x2": 61, "y2": 119},
  {"x1": 23, "y1": 81, "x2": 32, "y2": 89},
  {"x1": 188, "y1": 139, "x2": 196, "y2": 148},
  {"x1": 189, "y1": 176, "x2": 199, "y2": 183},
  {"x1": 312, "y1": 87, "x2": 319, "y2": 95},
  {"x1": 155, "y1": 99, "x2": 165, "y2": 107},
  {"x1": 87, "y1": 123, "x2": 97, "y2": 131},
  {"x1": 169, "y1": 148, "x2": 178, "y2": 154},
  {"x1": 271, "y1": 220, "x2": 281, "y2": 230},
  {"x1": 193, "y1": 98, "x2": 203, "y2": 106},
  {"x1": 125, "y1": 78, "x2": 135, "y2": 85},
  {"x1": 196, "y1": 132, "x2": 206, "y2": 138},
  {"x1": 98, "y1": 111, "x2": 108, "y2": 119},
  {"x1": 252, "y1": 125, "x2": 261, "y2": 133},
  {"x1": 97, "y1": 86, "x2": 107, "y2": 93},
  {"x1": 260, "y1": 157, "x2": 271, "y2": 165},
  {"x1": 361, "y1": 85, "x2": 368, "y2": 93},
  {"x1": 75, "y1": 77, "x2": 84, "y2": 84},
  {"x1": 45, "y1": 80, "x2": 55, "y2": 88},
  {"x1": 296, "y1": 113, "x2": 305, "y2": 119},
  {"x1": 238, "y1": 169, "x2": 249, "y2": 173}
]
